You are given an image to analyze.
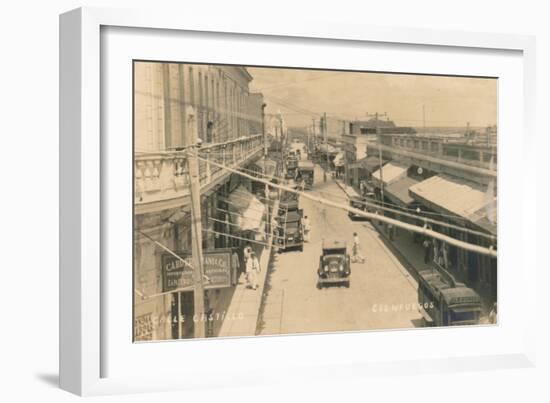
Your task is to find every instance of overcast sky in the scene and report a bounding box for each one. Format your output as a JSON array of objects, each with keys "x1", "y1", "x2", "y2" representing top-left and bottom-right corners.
[{"x1": 248, "y1": 67, "x2": 497, "y2": 129}]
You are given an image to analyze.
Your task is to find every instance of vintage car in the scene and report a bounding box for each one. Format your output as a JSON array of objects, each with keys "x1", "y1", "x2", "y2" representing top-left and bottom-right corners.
[
  {"x1": 317, "y1": 240, "x2": 351, "y2": 288},
  {"x1": 417, "y1": 267, "x2": 482, "y2": 327},
  {"x1": 279, "y1": 181, "x2": 300, "y2": 214},
  {"x1": 347, "y1": 192, "x2": 376, "y2": 220},
  {"x1": 276, "y1": 209, "x2": 304, "y2": 252},
  {"x1": 296, "y1": 160, "x2": 315, "y2": 189},
  {"x1": 286, "y1": 152, "x2": 299, "y2": 173}
]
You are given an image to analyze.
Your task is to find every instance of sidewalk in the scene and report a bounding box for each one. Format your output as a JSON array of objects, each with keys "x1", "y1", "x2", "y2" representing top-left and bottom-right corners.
[
  {"x1": 332, "y1": 177, "x2": 360, "y2": 198},
  {"x1": 218, "y1": 201, "x2": 278, "y2": 338},
  {"x1": 333, "y1": 177, "x2": 491, "y2": 319}
]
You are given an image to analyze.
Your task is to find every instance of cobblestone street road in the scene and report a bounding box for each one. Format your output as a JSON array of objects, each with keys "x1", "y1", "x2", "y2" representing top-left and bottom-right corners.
[{"x1": 258, "y1": 164, "x2": 423, "y2": 336}]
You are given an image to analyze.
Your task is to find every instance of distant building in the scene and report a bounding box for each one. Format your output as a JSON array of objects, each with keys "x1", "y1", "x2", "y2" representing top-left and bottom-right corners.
[{"x1": 347, "y1": 117, "x2": 416, "y2": 135}]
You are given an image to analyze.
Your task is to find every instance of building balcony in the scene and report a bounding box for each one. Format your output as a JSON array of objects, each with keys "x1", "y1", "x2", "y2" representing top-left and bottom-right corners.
[
  {"x1": 366, "y1": 140, "x2": 496, "y2": 186},
  {"x1": 134, "y1": 134, "x2": 263, "y2": 215}
]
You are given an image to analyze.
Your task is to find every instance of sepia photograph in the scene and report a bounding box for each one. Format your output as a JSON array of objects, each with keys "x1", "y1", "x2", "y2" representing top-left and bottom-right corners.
[{"x1": 133, "y1": 62, "x2": 498, "y2": 342}]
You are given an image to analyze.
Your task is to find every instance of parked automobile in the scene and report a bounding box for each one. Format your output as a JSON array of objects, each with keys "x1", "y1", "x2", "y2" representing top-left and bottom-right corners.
[
  {"x1": 296, "y1": 160, "x2": 315, "y2": 189},
  {"x1": 278, "y1": 180, "x2": 300, "y2": 213},
  {"x1": 417, "y1": 267, "x2": 482, "y2": 327},
  {"x1": 276, "y1": 209, "x2": 304, "y2": 252},
  {"x1": 348, "y1": 192, "x2": 376, "y2": 220},
  {"x1": 317, "y1": 240, "x2": 351, "y2": 288}
]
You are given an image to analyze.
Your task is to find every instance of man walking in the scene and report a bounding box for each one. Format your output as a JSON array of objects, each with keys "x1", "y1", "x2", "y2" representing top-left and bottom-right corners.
[
  {"x1": 302, "y1": 215, "x2": 311, "y2": 242},
  {"x1": 422, "y1": 237, "x2": 432, "y2": 264},
  {"x1": 243, "y1": 242, "x2": 253, "y2": 263},
  {"x1": 351, "y1": 232, "x2": 365, "y2": 263},
  {"x1": 242, "y1": 242, "x2": 253, "y2": 282},
  {"x1": 246, "y1": 252, "x2": 261, "y2": 290}
]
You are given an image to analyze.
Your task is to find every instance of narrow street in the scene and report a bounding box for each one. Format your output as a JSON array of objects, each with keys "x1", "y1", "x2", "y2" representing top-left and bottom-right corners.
[{"x1": 258, "y1": 164, "x2": 423, "y2": 335}]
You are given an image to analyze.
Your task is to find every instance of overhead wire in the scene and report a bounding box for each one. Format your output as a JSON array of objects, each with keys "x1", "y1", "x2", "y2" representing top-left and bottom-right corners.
[
  {"x1": 190, "y1": 151, "x2": 497, "y2": 257},
  {"x1": 202, "y1": 156, "x2": 496, "y2": 240},
  {"x1": 199, "y1": 151, "x2": 495, "y2": 239}
]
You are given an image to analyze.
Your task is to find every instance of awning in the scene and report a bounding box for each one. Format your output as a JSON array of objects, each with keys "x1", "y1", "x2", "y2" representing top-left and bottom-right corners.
[
  {"x1": 372, "y1": 162, "x2": 408, "y2": 185},
  {"x1": 333, "y1": 152, "x2": 345, "y2": 167},
  {"x1": 409, "y1": 175, "x2": 497, "y2": 234},
  {"x1": 384, "y1": 176, "x2": 420, "y2": 206},
  {"x1": 348, "y1": 156, "x2": 389, "y2": 171},
  {"x1": 252, "y1": 157, "x2": 278, "y2": 179},
  {"x1": 318, "y1": 144, "x2": 338, "y2": 154},
  {"x1": 226, "y1": 185, "x2": 265, "y2": 231}
]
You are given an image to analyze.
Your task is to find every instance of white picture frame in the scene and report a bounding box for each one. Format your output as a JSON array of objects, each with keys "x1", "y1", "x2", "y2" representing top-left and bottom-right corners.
[{"x1": 60, "y1": 6, "x2": 537, "y2": 396}]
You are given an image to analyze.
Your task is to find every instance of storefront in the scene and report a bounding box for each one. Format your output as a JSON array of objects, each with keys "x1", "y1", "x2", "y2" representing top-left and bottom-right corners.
[
  {"x1": 409, "y1": 174, "x2": 497, "y2": 303},
  {"x1": 134, "y1": 166, "x2": 270, "y2": 341},
  {"x1": 348, "y1": 156, "x2": 389, "y2": 191},
  {"x1": 161, "y1": 248, "x2": 236, "y2": 339}
]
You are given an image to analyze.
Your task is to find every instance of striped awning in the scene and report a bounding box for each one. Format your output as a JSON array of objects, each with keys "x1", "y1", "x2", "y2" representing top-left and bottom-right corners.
[
  {"x1": 409, "y1": 175, "x2": 497, "y2": 234},
  {"x1": 226, "y1": 185, "x2": 266, "y2": 231}
]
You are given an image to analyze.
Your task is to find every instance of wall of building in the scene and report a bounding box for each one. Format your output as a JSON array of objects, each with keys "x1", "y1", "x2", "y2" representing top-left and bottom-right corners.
[
  {"x1": 134, "y1": 62, "x2": 266, "y2": 340},
  {"x1": 134, "y1": 62, "x2": 258, "y2": 150},
  {"x1": 248, "y1": 92, "x2": 264, "y2": 135}
]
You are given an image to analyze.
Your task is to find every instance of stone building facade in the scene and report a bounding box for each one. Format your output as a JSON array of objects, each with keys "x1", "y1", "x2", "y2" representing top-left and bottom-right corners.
[{"x1": 133, "y1": 62, "x2": 264, "y2": 341}]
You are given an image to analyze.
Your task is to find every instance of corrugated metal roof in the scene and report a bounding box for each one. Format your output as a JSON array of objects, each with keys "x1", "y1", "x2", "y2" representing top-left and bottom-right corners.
[
  {"x1": 372, "y1": 162, "x2": 408, "y2": 185},
  {"x1": 409, "y1": 175, "x2": 497, "y2": 233},
  {"x1": 385, "y1": 176, "x2": 420, "y2": 206},
  {"x1": 349, "y1": 156, "x2": 388, "y2": 171}
]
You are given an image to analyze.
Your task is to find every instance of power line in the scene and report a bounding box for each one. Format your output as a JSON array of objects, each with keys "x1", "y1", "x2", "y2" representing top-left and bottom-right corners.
[
  {"x1": 200, "y1": 152, "x2": 496, "y2": 240},
  {"x1": 191, "y1": 151, "x2": 497, "y2": 257}
]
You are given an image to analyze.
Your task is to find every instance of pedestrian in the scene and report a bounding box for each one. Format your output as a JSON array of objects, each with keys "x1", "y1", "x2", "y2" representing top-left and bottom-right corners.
[
  {"x1": 242, "y1": 242, "x2": 253, "y2": 282},
  {"x1": 432, "y1": 239, "x2": 439, "y2": 264},
  {"x1": 302, "y1": 215, "x2": 311, "y2": 242},
  {"x1": 488, "y1": 302, "x2": 497, "y2": 324},
  {"x1": 243, "y1": 242, "x2": 252, "y2": 263},
  {"x1": 388, "y1": 223, "x2": 394, "y2": 241},
  {"x1": 442, "y1": 242, "x2": 450, "y2": 269},
  {"x1": 423, "y1": 238, "x2": 432, "y2": 264},
  {"x1": 246, "y1": 252, "x2": 260, "y2": 290},
  {"x1": 352, "y1": 232, "x2": 365, "y2": 263}
]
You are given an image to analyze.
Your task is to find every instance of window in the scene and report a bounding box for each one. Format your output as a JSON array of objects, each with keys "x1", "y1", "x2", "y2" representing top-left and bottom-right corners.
[
  {"x1": 461, "y1": 149, "x2": 480, "y2": 161},
  {"x1": 188, "y1": 67, "x2": 195, "y2": 105},
  {"x1": 204, "y1": 75, "x2": 209, "y2": 111},
  {"x1": 443, "y1": 147, "x2": 458, "y2": 157}
]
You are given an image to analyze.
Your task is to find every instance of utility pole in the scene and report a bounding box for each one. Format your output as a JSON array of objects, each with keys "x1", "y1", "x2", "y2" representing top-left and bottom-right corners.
[
  {"x1": 185, "y1": 106, "x2": 206, "y2": 339},
  {"x1": 323, "y1": 112, "x2": 327, "y2": 182},
  {"x1": 279, "y1": 113, "x2": 285, "y2": 174},
  {"x1": 343, "y1": 120, "x2": 349, "y2": 186},
  {"x1": 367, "y1": 112, "x2": 387, "y2": 204},
  {"x1": 311, "y1": 118, "x2": 316, "y2": 160},
  {"x1": 262, "y1": 103, "x2": 270, "y2": 233}
]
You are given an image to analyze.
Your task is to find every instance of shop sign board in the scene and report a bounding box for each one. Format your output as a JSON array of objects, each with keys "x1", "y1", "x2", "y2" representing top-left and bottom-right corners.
[{"x1": 161, "y1": 249, "x2": 233, "y2": 292}]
